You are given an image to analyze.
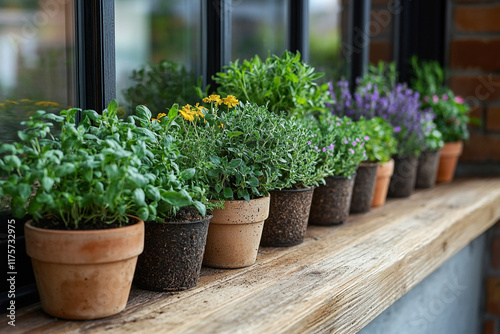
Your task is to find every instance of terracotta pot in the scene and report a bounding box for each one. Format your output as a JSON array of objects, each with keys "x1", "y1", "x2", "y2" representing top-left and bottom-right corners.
[
  {"x1": 371, "y1": 159, "x2": 394, "y2": 207},
  {"x1": 350, "y1": 162, "x2": 379, "y2": 214},
  {"x1": 203, "y1": 196, "x2": 270, "y2": 269},
  {"x1": 416, "y1": 149, "x2": 441, "y2": 189},
  {"x1": 309, "y1": 174, "x2": 356, "y2": 226},
  {"x1": 134, "y1": 215, "x2": 211, "y2": 291},
  {"x1": 25, "y1": 217, "x2": 144, "y2": 320},
  {"x1": 388, "y1": 155, "x2": 419, "y2": 198},
  {"x1": 436, "y1": 141, "x2": 463, "y2": 183},
  {"x1": 261, "y1": 187, "x2": 314, "y2": 247}
]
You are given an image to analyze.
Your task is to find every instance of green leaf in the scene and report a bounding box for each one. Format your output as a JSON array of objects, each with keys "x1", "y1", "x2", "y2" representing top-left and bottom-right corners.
[
  {"x1": 41, "y1": 176, "x2": 54, "y2": 191},
  {"x1": 237, "y1": 189, "x2": 250, "y2": 202},
  {"x1": 18, "y1": 183, "x2": 32, "y2": 200},
  {"x1": 192, "y1": 200, "x2": 206, "y2": 217},
  {"x1": 146, "y1": 186, "x2": 161, "y2": 202},
  {"x1": 247, "y1": 177, "x2": 259, "y2": 187},
  {"x1": 168, "y1": 105, "x2": 178, "y2": 120},
  {"x1": 4, "y1": 155, "x2": 21, "y2": 169},
  {"x1": 228, "y1": 131, "x2": 244, "y2": 138},
  {"x1": 107, "y1": 99, "x2": 118, "y2": 115},
  {"x1": 135, "y1": 105, "x2": 152, "y2": 123},
  {"x1": 137, "y1": 207, "x2": 149, "y2": 221},
  {"x1": 160, "y1": 190, "x2": 193, "y2": 207},
  {"x1": 228, "y1": 158, "x2": 243, "y2": 168},
  {"x1": 223, "y1": 187, "x2": 233, "y2": 199},
  {"x1": 43, "y1": 113, "x2": 64, "y2": 122},
  {"x1": 133, "y1": 188, "x2": 146, "y2": 206},
  {"x1": 180, "y1": 168, "x2": 195, "y2": 180}
]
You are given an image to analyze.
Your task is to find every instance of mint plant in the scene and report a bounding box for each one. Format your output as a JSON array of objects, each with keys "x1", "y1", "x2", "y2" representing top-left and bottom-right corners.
[{"x1": 355, "y1": 117, "x2": 397, "y2": 163}]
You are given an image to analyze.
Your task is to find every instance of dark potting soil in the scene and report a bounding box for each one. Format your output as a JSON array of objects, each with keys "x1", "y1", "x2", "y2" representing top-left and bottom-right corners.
[{"x1": 261, "y1": 188, "x2": 314, "y2": 247}]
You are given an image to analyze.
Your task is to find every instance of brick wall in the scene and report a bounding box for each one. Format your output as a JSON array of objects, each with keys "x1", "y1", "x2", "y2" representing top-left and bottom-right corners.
[
  {"x1": 448, "y1": 0, "x2": 500, "y2": 164},
  {"x1": 484, "y1": 222, "x2": 500, "y2": 334}
]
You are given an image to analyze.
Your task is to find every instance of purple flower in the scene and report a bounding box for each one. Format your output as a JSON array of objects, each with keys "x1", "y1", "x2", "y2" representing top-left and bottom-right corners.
[
  {"x1": 349, "y1": 148, "x2": 355, "y2": 155},
  {"x1": 455, "y1": 96, "x2": 464, "y2": 104},
  {"x1": 442, "y1": 94, "x2": 449, "y2": 101},
  {"x1": 314, "y1": 146, "x2": 318, "y2": 150},
  {"x1": 322, "y1": 147, "x2": 327, "y2": 152},
  {"x1": 352, "y1": 141, "x2": 357, "y2": 146},
  {"x1": 364, "y1": 135, "x2": 370, "y2": 141},
  {"x1": 307, "y1": 141, "x2": 312, "y2": 145},
  {"x1": 394, "y1": 126, "x2": 401, "y2": 133},
  {"x1": 432, "y1": 95, "x2": 439, "y2": 103}
]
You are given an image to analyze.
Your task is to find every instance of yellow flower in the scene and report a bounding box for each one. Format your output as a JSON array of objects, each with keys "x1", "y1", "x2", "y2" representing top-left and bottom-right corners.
[
  {"x1": 21, "y1": 99, "x2": 32, "y2": 102},
  {"x1": 222, "y1": 95, "x2": 239, "y2": 108},
  {"x1": 203, "y1": 94, "x2": 222, "y2": 105},
  {"x1": 157, "y1": 113, "x2": 167, "y2": 119},
  {"x1": 0, "y1": 103, "x2": 5, "y2": 108},
  {"x1": 194, "y1": 103, "x2": 206, "y2": 117},
  {"x1": 35, "y1": 101, "x2": 59, "y2": 107},
  {"x1": 4, "y1": 100, "x2": 18, "y2": 105},
  {"x1": 180, "y1": 104, "x2": 195, "y2": 122},
  {"x1": 151, "y1": 118, "x2": 159, "y2": 122}
]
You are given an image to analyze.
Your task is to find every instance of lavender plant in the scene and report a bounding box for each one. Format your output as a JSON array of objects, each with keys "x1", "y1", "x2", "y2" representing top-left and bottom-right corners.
[{"x1": 329, "y1": 80, "x2": 431, "y2": 156}]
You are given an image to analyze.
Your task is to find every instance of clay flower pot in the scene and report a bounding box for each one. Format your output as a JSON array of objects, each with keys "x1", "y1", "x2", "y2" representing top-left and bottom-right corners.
[
  {"x1": 371, "y1": 159, "x2": 394, "y2": 207},
  {"x1": 436, "y1": 141, "x2": 463, "y2": 183},
  {"x1": 350, "y1": 162, "x2": 379, "y2": 214},
  {"x1": 203, "y1": 196, "x2": 270, "y2": 269},
  {"x1": 309, "y1": 174, "x2": 356, "y2": 226},
  {"x1": 261, "y1": 187, "x2": 315, "y2": 247},
  {"x1": 134, "y1": 215, "x2": 211, "y2": 291},
  {"x1": 25, "y1": 217, "x2": 144, "y2": 320},
  {"x1": 416, "y1": 149, "x2": 441, "y2": 189}
]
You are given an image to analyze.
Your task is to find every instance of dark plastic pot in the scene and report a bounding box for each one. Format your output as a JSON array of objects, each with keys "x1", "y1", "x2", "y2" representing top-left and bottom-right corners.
[
  {"x1": 350, "y1": 162, "x2": 379, "y2": 214},
  {"x1": 135, "y1": 215, "x2": 211, "y2": 291},
  {"x1": 308, "y1": 174, "x2": 356, "y2": 226},
  {"x1": 261, "y1": 187, "x2": 315, "y2": 247},
  {"x1": 388, "y1": 155, "x2": 419, "y2": 198},
  {"x1": 416, "y1": 150, "x2": 441, "y2": 189}
]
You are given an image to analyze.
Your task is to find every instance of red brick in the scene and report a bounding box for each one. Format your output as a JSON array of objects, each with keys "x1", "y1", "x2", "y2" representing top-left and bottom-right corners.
[
  {"x1": 460, "y1": 133, "x2": 500, "y2": 162},
  {"x1": 370, "y1": 40, "x2": 392, "y2": 64},
  {"x1": 493, "y1": 237, "x2": 500, "y2": 270},
  {"x1": 487, "y1": 277, "x2": 500, "y2": 316},
  {"x1": 487, "y1": 106, "x2": 500, "y2": 131},
  {"x1": 449, "y1": 75, "x2": 500, "y2": 103},
  {"x1": 455, "y1": 5, "x2": 500, "y2": 33},
  {"x1": 483, "y1": 319, "x2": 495, "y2": 334},
  {"x1": 450, "y1": 39, "x2": 500, "y2": 71}
]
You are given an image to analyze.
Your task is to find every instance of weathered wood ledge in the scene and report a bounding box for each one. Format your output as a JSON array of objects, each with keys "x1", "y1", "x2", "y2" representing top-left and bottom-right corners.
[{"x1": 8, "y1": 177, "x2": 500, "y2": 334}]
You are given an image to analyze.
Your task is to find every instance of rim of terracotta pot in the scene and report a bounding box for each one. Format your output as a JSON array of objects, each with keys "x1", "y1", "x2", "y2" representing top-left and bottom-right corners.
[
  {"x1": 148, "y1": 214, "x2": 213, "y2": 226},
  {"x1": 25, "y1": 215, "x2": 144, "y2": 264},
  {"x1": 211, "y1": 196, "x2": 270, "y2": 225},
  {"x1": 441, "y1": 141, "x2": 463, "y2": 156},
  {"x1": 271, "y1": 186, "x2": 315, "y2": 193}
]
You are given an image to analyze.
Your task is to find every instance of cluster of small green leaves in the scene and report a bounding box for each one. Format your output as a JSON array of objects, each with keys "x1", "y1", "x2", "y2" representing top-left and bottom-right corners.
[
  {"x1": 123, "y1": 60, "x2": 207, "y2": 116},
  {"x1": 308, "y1": 114, "x2": 367, "y2": 179},
  {"x1": 409, "y1": 56, "x2": 445, "y2": 98},
  {"x1": 214, "y1": 51, "x2": 332, "y2": 117},
  {"x1": 172, "y1": 101, "x2": 322, "y2": 201},
  {"x1": 0, "y1": 101, "x2": 208, "y2": 229},
  {"x1": 356, "y1": 61, "x2": 398, "y2": 95},
  {"x1": 420, "y1": 114, "x2": 445, "y2": 151},
  {"x1": 355, "y1": 117, "x2": 397, "y2": 163}
]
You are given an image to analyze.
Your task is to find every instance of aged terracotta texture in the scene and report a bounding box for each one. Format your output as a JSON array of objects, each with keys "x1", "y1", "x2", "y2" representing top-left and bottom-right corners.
[
  {"x1": 25, "y1": 217, "x2": 144, "y2": 320},
  {"x1": 350, "y1": 162, "x2": 378, "y2": 214},
  {"x1": 371, "y1": 159, "x2": 395, "y2": 207},
  {"x1": 135, "y1": 216, "x2": 211, "y2": 291},
  {"x1": 437, "y1": 141, "x2": 463, "y2": 183},
  {"x1": 203, "y1": 196, "x2": 270, "y2": 268},
  {"x1": 388, "y1": 155, "x2": 419, "y2": 198},
  {"x1": 309, "y1": 175, "x2": 356, "y2": 226},
  {"x1": 261, "y1": 187, "x2": 314, "y2": 247},
  {"x1": 416, "y1": 150, "x2": 441, "y2": 188}
]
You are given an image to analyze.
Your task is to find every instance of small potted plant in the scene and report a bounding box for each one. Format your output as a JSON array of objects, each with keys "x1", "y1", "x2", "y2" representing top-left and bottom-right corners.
[
  {"x1": 131, "y1": 105, "x2": 213, "y2": 292},
  {"x1": 171, "y1": 95, "x2": 301, "y2": 268},
  {"x1": 0, "y1": 102, "x2": 161, "y2": 319},
  {"x1": 410, "y1": 57, "x2": 471, "y2": 183},
  {"x1": 350, "y1": 117, "x2": 397, "y2": 212},
  {"x1": 308, "y1": 114, "x2": 367, "y2": 225},
  {"x1": 416, "y1": 112, "x2": 444, "y2": 188}
]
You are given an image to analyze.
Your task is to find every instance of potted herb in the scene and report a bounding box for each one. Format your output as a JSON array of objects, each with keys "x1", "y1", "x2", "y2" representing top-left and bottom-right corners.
[
  {"x1": 308, "y1": 114, "x2": 367, "y2": 225},
  {"x1": 0, "y1": 102, "x2": 160, "y2": 319},
  {"x1": 130, "y1": 105, "x2": 213, "y2": 292},
  {"x1": 172, "y1": 95, "x2": 301, "y2": 268},
  {"x1": 350, "y1": 117, "x2": 397, "y2": 212},
  {"x1": 410, "y1": 57, "x2": 471, "y2": 183},
  {"x1": 416, "y1": 112, "x2": 444, "y2": 188}
]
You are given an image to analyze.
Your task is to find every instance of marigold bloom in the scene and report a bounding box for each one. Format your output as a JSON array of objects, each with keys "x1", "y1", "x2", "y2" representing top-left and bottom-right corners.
[
  {"x1": 222, "y1": 95, "x2": 239, "y2": 108},
  {"x1": 157, "y1": 112, "x2": 167, "y2": 119},
  {"x1": 203, "y1": 95, "x2": 222, "y2": 105},
  {"x1": 180, "y1": 104, "x2": 195, "y2": 121}
]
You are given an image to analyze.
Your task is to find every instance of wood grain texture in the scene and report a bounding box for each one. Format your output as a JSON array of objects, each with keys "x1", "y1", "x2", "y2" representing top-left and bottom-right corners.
[{"x1": 6, "y1": 178, "x2": 500, "y2": 334}]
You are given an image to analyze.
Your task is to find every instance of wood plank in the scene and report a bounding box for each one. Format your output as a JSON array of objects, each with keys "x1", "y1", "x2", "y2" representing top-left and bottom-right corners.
[{"x1": 5, "y1": 178, "x2": 500, "y2": 334}]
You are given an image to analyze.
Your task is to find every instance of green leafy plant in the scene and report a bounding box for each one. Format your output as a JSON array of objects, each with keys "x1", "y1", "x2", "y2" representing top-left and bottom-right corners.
[
  {"x1": 308, "y1": 114, "x2": 367, "y2": 179},
  {"x1": 410, "y1": 56, "x2": 472, "y2": 142},
  {"x1": 158, "y1": 94, "x2": 322, "y2": 201},
  {"x1": 355, "y1": 117, "x2": 397, "y2": 163},
  {"x1": 123, "y1": 60, "x2": 207, "y2": 117},
  {"x1": 213, "y1": 51, "x2": 332, "y2": 117},
  {"x1": 420, "y1": 112, "x2": 444, "y2": 151},
  {"x1": 356, "y1": 61, "x2": 397, "y2": 95}
]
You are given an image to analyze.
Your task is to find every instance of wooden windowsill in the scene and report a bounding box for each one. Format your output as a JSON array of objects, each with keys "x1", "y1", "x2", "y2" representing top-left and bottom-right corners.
[{"x1": 9, "y1": 177, "x2": 500, "y2": 334}]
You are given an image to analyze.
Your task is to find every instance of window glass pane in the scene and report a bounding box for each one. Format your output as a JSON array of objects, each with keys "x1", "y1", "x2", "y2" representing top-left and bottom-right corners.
[
  {"x1": 115, "y1": 0, "x2": 202, "y2": 115},
  {"x1": 0, "y1": 0, "x2": 75, "y2": 143},
  {"x1": 309, "y1": 0, "x2": 347, "y2": 80},
  {"x1": 369, "y1": 0, "x2": 395, "y2": 65},
  {"x1": 231, "y1": 0, "x2": 288, "y2": 61}
]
